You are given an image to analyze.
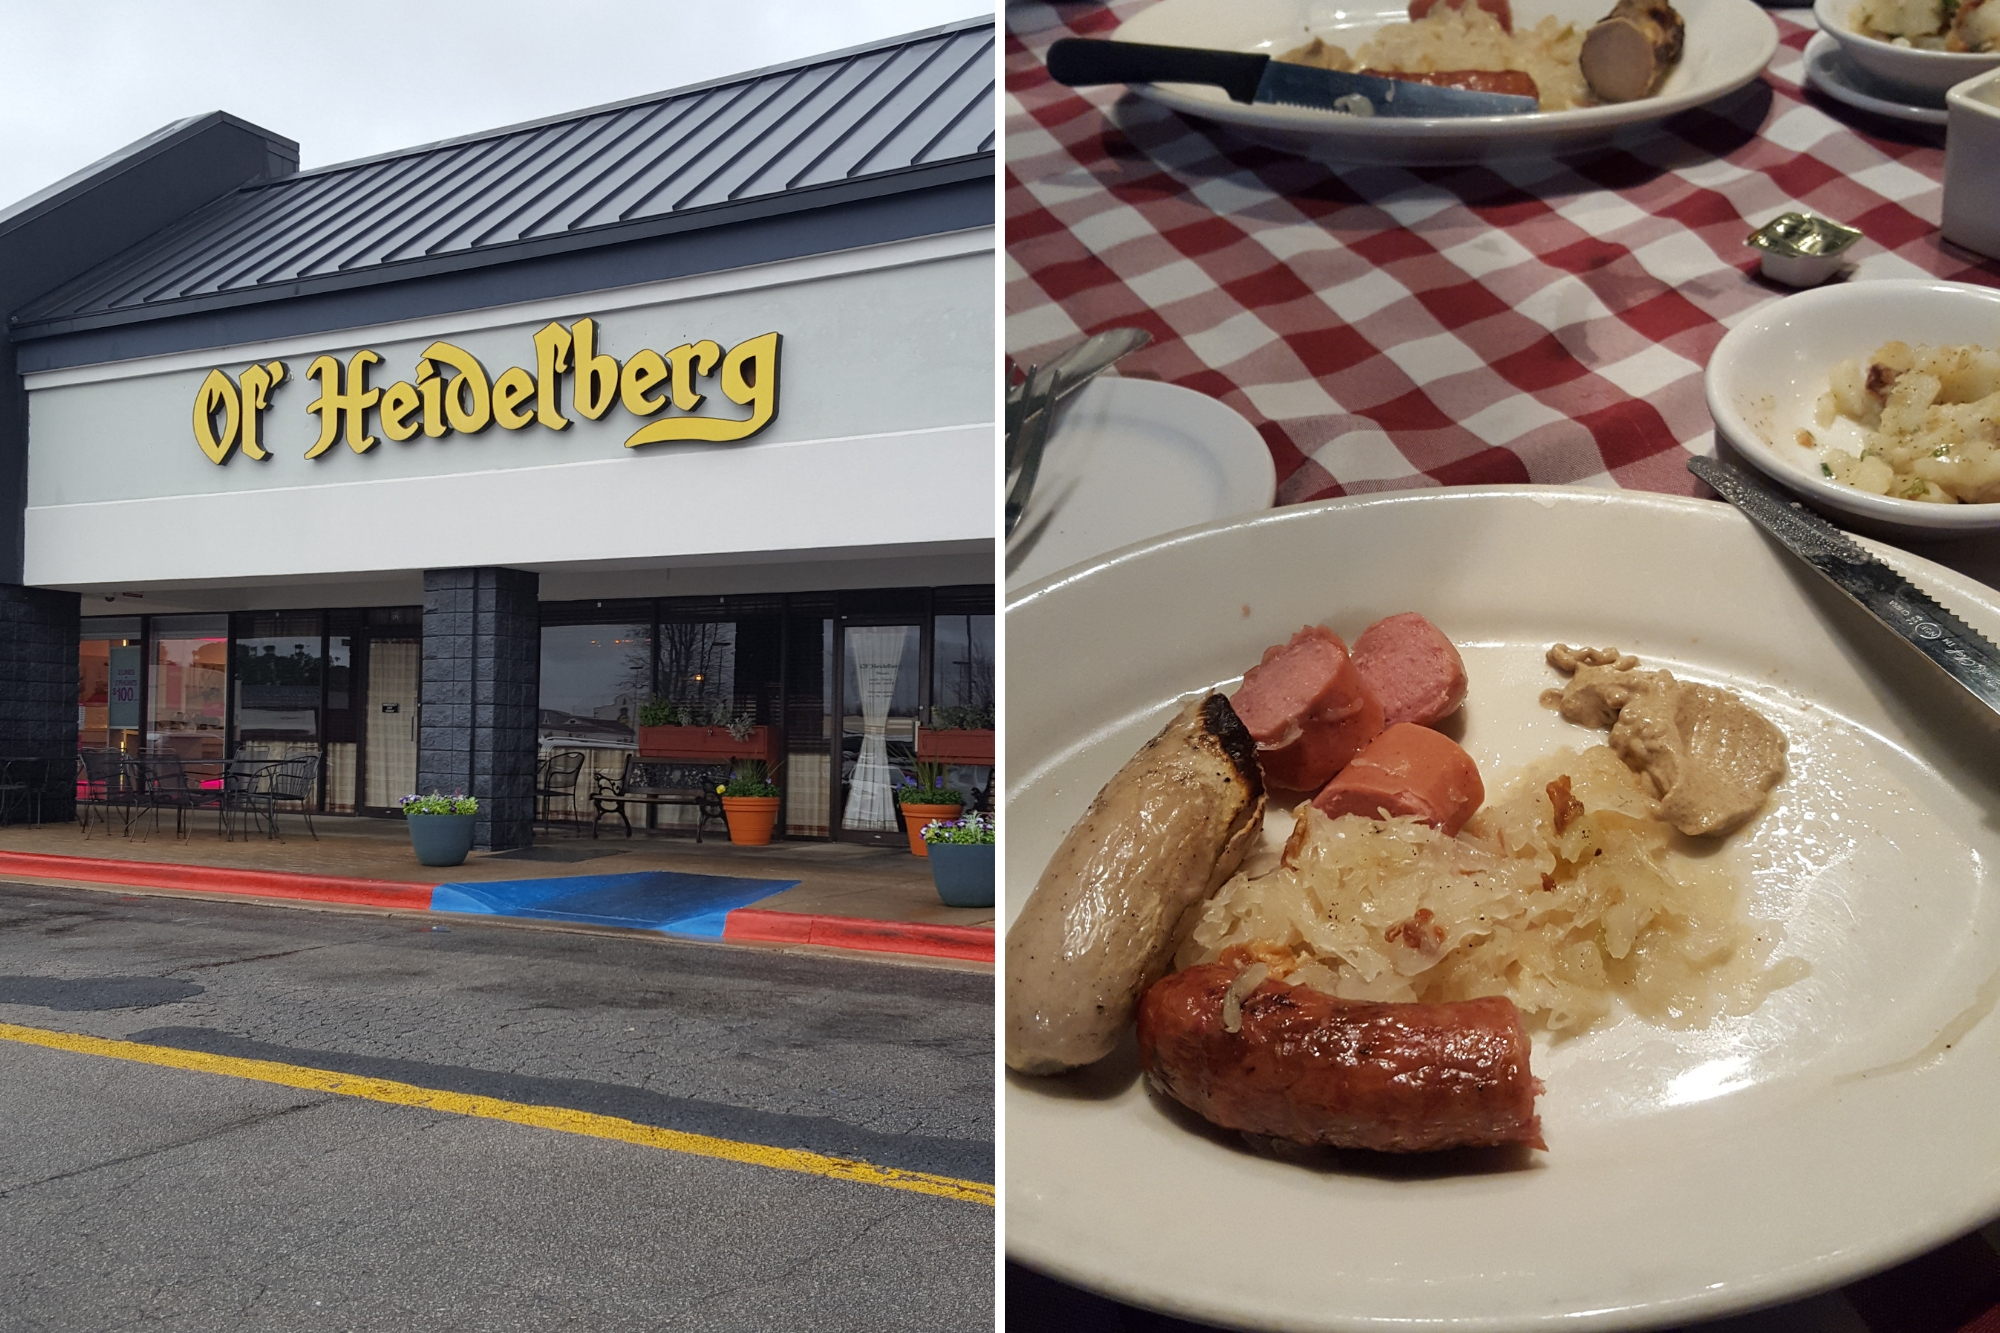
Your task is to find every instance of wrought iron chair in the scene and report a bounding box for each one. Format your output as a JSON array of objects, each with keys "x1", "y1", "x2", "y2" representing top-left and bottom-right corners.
[
  {"x1": 536, "y1": 750, "x2": 586, "y2": 833},
  {"x1": 0, "y1": 756, "x2": 49, "y2": 828},
  {"x1": 76, "y1": 749, "x2": 126, "y2": 836},
  {"x1": 135, "y1": 752, "x2": 223, "y2": 840},
  {"x1": 229, "y1": 755, "x2": 320, "y2": 841}
]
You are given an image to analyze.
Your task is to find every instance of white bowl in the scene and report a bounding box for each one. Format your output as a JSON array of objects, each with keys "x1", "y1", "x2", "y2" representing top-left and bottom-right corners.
[
  {"x1": 1705, "y1": 278, "x2": 2000, "y2": 535},
  {"x1": 1812, "y1": 0, "x2": 2000, "y2": 98}
]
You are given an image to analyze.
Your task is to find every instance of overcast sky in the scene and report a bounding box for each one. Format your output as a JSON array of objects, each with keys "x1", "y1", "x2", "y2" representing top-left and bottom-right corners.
[{"x1": 0, "y1": 0, "x2": 991, "y2": 208}]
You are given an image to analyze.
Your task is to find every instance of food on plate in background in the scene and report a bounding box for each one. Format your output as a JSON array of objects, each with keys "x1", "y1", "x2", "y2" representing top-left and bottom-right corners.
[
  {"x1": 1011, "y1": 615, "x2": 1804, "y2": 1157},
  {"x1": 1542, "y1": 644, "x2": 1788, "y2": 836},
  {"x1": 1004, "y1": 695, "x2": 1266, "y2": 1075},
  {"x1": 1808, "y1": 340, "x2": 2000, "y2": 504},
  {"x1": 1580, "y1": 0, "x2": 1687, "y2": 99},
  {"x1": 1850, "y1": 0, "x2": 2000, "y2": 50},
  {"x1": 1278, "y1": 0, "x2": 1686, "y2": 109}
]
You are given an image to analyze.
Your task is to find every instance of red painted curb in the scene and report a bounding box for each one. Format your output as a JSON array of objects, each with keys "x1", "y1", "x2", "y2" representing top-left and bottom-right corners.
[
  {"x1": 0, "y1": 851, "x2": 436, "y2": 911},
  {"x1": 722, "y1": 907, "x2": 994, "y2": 962}
]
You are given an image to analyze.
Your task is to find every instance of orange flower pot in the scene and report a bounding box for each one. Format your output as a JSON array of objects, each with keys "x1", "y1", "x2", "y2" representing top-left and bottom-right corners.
[
  {"x1": 721, "y1": 795, "x2": 780, "y2": 846},
  {"x1": 900, "y1": 802, "x2": 963, "y2": 857}
]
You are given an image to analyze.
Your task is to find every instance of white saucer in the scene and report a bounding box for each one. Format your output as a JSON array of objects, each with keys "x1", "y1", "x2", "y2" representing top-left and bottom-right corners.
[
  {"x1": 1004, "y1": 378, "x2": 1275, "y2": 593},
  {"x1": 1802, "y1": 30, "x2": 1949, "y2": 125}
]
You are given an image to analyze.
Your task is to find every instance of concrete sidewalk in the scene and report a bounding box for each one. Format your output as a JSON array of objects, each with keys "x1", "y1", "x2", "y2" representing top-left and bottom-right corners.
[{"x1": 0, "y1": 814, "x2": 993, "y2": 966}]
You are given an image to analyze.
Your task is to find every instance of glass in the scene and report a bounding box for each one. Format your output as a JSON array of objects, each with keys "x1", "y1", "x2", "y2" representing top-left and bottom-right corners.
[
  {"x1": 148, "y1": 614, "x2": 228, "y2": 763},
  {"x1": 839, "y1": 623, "x2": 920, "y2": 835},
  {"x1": 931, "y1": 612, "x2": 995, "y2": 728},
  {"x1": 78, "y1": 632, "x2": 142, "y2": 758},
  {"x1": 784, "y1": 615, "x2": 833, "y2": 837},
  {"x1": 654, "y1": 620, "x2": 738, "y2": 719},
  {"x1": 538, "y1": 622, "x2": 652, "y2": 827},
  {"x1": 233, "y1": 612, "x2": 323, "y2": 758}
]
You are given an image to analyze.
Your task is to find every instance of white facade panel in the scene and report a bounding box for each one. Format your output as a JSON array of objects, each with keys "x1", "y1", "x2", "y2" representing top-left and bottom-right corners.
[{"x1": 23, "y1": 233, "x2": 994, "y2": 590}]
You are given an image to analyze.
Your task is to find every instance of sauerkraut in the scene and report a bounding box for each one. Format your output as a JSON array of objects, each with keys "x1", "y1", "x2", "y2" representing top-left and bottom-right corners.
[
  {"x1": 1281, "y1": 6, "x2": 1594, "y2": 110},
  {"x1": 1179, "y1": 744, "x2": 1804, "y2": 1034}
]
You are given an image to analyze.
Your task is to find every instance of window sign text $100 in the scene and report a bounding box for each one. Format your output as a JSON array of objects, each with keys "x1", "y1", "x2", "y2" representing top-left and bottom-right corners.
[{"x1": 189, "y1": 320, "x2": 780, "y2": 465}]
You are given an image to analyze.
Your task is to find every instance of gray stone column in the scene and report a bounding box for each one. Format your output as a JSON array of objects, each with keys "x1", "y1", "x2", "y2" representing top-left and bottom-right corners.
[
  {"x1": 418, "y1": 567, "x2": 539, "y2": 851},
  {"x1": 0, "y1": 584, "x2": 80, "y2": 823}
]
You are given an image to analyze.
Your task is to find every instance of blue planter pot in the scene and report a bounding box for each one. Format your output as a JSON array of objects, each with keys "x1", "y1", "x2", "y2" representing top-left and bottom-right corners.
[
  {"x1": 926, "y1": 842, "x2": 994, "y2": 908},
  {"x1": 407, "y1": 813, "x2": 476, "y2": 867}
]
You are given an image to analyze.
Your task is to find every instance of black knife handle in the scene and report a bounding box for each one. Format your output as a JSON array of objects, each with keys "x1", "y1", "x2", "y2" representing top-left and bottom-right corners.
[{"x1": 1045, "y1": 39, "x2": 1270, "y2": 103}]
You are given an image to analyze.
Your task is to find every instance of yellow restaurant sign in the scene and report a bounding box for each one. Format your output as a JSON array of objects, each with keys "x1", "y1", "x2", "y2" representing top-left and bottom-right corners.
[{"x1": 190, "y1": 320, "x2": 780, "y2": 465}]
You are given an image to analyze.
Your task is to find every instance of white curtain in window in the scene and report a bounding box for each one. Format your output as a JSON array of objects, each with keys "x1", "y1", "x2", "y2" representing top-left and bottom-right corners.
[{"x1": 842, "y1": 625, "x2": 910, "y2": 831}]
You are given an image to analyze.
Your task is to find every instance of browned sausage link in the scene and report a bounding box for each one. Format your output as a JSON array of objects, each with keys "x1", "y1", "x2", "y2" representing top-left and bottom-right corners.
[
  {"x1": 1357, "y1": 67, "x2": 1541, "y2": 100},
  {"x1": 1137, "y1": 961, "x2": 1546, "y2": 1153}
]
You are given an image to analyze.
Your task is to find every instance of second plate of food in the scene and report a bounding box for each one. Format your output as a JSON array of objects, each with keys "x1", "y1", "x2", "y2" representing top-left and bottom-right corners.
[
  {"x1": 1107, "y1": 0, "x2": 1778, "y2": 164},
  {"x1": 1006, "y1": 487, "x2": 2000, "y2": 1330}
]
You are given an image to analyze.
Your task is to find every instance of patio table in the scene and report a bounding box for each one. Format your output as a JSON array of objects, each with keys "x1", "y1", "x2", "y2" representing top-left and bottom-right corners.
[{"x1": 1007, "y1": 1, "x2": 2000, "y2": 1327}]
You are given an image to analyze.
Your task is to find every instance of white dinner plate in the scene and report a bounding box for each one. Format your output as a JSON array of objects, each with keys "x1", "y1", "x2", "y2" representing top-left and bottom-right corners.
[
  {"x1": 1006, "y1": 488, "x2": 2000, "y2": 1331},
  {"x1": 1005, "y1": 377, "x2": 1276, "y2": 594},
  {"x1": 1107, "y1": 0, "x2": 1779, "y2": 165},
  {"x1": 1801, "y1": 31, "x2": 1950, "y2": 125}
]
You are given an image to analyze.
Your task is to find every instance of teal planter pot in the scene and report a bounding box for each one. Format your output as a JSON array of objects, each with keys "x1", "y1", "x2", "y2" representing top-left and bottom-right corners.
[
  {"x1": 407, "y1": 813, "x2": 476, "y2": 867},
  {"x1": 927, "y1": 842, "x2": 994, "y2": 908}
]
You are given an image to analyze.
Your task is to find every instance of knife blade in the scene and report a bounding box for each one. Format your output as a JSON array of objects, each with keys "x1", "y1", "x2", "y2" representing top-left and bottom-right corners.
[
  {"x1": 1688, "y1": 455, "x2": 2000, "y2": 717},
  {"x1": 1045, "y1": 38, "x2": 1541, "y2": 118}
]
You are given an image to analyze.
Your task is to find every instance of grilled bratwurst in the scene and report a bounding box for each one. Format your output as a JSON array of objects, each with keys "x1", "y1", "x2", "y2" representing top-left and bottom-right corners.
[{"x1": 1006, "y1": 695, "x2": 1266, "y2": 1075}]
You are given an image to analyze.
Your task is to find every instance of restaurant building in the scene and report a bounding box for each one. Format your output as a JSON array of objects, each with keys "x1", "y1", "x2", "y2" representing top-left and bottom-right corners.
[{"x1": 0, "y1": 19, "x2": 996, "y2": 849}]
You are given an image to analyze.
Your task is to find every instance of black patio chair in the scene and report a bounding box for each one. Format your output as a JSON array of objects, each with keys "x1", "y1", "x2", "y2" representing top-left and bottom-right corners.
[
  {"x1": 135, "y1": 753, "x2": 223, "y2": 840},
  {"x1": 76, "y1": 749, "x2": 127, "y2": 837},
  {"x1": 228, "y1": 755, "x2": 320, "y2": 841},
  {"x1": 0, "y1": 756, "x2": 50, "y2": 828},
  {"x1": 536, "y1": 750, "x2": 586, "y2": 833}
]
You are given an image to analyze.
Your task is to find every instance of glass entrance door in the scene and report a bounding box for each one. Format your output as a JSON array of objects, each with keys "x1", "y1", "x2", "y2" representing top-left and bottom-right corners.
[
  {"x1": 835, "y1": 621, "x2": 921, "y2": 845},
  {"x1": 361, "y1": 638, "x2": 419, "y2": 812}
]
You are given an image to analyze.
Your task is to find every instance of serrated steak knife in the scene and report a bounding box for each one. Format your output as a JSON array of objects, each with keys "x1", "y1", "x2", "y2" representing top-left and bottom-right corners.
[
  {"x1": 1045, "y1": 38, "x2": 1541, "y2": 118},
  {"x1": 1689, "y1": 455, "x2": 2000, "y2": 717}
]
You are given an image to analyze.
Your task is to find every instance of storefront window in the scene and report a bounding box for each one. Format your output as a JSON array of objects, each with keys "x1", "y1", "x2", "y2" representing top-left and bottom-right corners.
[
  {"x1": 79, "y1": 617, "x2": 143, "y2": 760},
  {"x1": 539, "y1": 616, "x2": 651, "y2": 826},
  {"x1": 148, "y1": 614, "x2": 228, "y2": 762},
  {"x1": 931, "y1": 613, "x2": 995, "y2": 729},
  {"x1": 233, "y1": 612, "x2": 323, "y2": 763}
]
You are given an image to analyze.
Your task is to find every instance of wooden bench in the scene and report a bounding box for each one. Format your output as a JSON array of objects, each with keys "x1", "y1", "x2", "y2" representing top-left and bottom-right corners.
[{"x1": 591, "y1": 757, "x2": 728, "y2": 841}]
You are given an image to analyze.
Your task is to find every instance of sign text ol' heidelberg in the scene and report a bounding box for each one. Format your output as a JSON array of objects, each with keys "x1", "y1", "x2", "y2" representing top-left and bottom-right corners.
[{"x1": 189, "y1": 320, "x2": 781, "y2": 465}]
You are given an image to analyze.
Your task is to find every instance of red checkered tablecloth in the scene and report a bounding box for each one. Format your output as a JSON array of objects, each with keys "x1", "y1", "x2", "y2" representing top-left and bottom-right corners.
[
  {"x1": 1007, "y1": 2, "x2": 2000, "y2": 508},
  {"x1": 1007, "y1": 2, "x2": 2000, "y2": 1328}
]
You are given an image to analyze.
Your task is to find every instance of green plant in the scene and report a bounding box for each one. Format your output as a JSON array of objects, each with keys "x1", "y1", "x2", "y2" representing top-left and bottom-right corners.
[
  {"x1": 721, "y1": 758, "x2": 780, "y2": 798},
  {"x1": 920, "y1": 812, "x2": 993, "y2": 845},
  {"x1": 401, "y1": 791, "x2": 478, "y2": 815},
  {"x1": 896, "y1": 761, "x2": 963, "y2": 807},
  {"x1": 638, "y1": 699, "x2": 684, "y2": 727},
  {"x1": 931, "y1": 705, "x2": 993, "y2": 730},
  {"x1": 725, "y1": 711, "x2": 758, "y2": 742}
]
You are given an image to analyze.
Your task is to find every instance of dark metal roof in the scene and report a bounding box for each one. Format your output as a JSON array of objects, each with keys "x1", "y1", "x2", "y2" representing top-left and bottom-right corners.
[{"x1": 13, "y1": 18, "x2": 993, "y2": 340}]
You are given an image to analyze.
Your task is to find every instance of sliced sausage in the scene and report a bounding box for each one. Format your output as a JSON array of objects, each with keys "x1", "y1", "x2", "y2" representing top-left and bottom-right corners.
[
  {"x1": 1137, "y1": 958, "x2": 1545, "y2": 1153},
  {"x1": 1351, "y1": 612, "x2": 1469, "y2": 728},
  {"x1": 1356, "y1": 68, "x2": 1539, "y2": 100},
  {"x1": 1409, "y1": 0, "x2": 1515, "y2": 32},
  {"x1": 1006, "y1": 695, "x2": 1267, "y2": 1075},
  {"x1": 1231, "y1": 626, "x2": 1385, "y2": 793},
  {"x1": 1313, "y1": 722, "x2": 1484, "y2": 836}
]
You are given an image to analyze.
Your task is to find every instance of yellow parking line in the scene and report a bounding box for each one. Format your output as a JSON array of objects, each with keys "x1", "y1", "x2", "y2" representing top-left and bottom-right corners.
[{"x1": 0, "y1": 1020, "x2": 993, "y2": 1207}]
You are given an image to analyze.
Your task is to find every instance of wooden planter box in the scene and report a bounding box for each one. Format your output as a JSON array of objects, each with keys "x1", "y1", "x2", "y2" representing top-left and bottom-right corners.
[
  {"x1": 917, "y1": 727, "x2": 994, "y2": 766},
  {"x1": 637, "y1": 725, "x2": 776, "y2": 766}
]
